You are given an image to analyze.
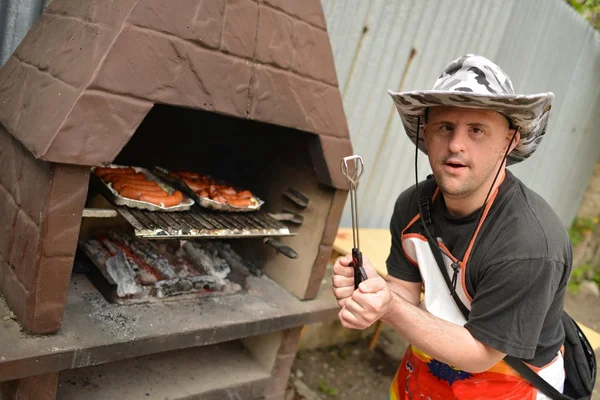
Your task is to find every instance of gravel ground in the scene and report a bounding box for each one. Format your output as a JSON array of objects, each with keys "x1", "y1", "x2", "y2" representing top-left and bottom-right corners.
[{"x1": 288, "y1": 336, "x2": 401, "y2": 400}]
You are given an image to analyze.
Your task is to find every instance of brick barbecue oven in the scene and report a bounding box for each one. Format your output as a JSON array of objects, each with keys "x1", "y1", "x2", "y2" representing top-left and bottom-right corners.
[{"x1": 0, "y1": 1, "x2": 352, "y2": 399}]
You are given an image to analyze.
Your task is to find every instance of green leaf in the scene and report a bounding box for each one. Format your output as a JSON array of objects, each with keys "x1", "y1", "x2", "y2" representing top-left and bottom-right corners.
[
  {"x1": 318, "y1": 379, "x2": 340, "y2": 397},
  {"x1": 568, "y1": 0, "x2": 584, "y2": 12},
  {"x1": 568, "y1": 281, "x2": 580, "y2": 294}
]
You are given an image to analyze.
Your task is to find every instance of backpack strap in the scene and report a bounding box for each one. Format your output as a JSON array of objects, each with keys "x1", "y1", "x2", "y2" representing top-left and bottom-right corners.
[{"x1": 504, "y1": 357, "x2": 571, "y2": 400}]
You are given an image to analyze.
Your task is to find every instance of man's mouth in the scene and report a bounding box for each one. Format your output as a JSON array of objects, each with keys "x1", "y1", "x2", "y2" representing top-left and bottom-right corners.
[
  {"x1": 443, "y1": 159, "x2": 468, "y2": 172},
  {"x1": 446, "y1": 162, "x2": 465, "y2": 168}
]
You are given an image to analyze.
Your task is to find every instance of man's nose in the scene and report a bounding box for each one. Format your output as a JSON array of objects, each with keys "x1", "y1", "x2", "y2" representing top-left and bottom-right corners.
[{"x1": 448, "y1": 127, "x2": 468, "y2": 153}]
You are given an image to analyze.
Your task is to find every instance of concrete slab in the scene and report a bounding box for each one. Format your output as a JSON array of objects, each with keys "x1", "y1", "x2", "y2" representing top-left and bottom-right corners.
[
  {"x1": 57, "y1": 340, "x2": 270, "y2": 400},
  {"x1": 0, "y1": 272, "x2": 339, "y2": 381}
]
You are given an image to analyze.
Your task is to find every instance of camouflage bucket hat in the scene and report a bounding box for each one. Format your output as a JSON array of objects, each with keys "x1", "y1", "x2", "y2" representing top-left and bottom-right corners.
[{"x1": 388, "y1": 54, "x2": 554, "y2": 165}]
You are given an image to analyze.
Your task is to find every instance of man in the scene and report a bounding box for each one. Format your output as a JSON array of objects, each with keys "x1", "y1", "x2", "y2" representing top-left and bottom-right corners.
[{"x1": 332, "y1": 54, "x2": 571, "y2": 399}]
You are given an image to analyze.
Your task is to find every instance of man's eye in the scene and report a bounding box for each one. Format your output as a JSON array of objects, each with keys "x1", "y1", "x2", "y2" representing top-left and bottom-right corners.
[
  {"x1": 440, "y1": 125, "x2": 452, "y2": 131},
  {"x1": 472, "y1": 127, "x2": 483, "y2": 134}
]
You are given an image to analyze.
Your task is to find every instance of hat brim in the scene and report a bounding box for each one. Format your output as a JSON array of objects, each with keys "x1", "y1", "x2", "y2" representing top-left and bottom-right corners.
[{"x1": 388, "y1": 90, "x2": 554, "y2": 165}]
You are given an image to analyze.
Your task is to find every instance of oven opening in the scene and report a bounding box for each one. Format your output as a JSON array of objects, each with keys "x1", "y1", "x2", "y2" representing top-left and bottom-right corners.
[{"x1": 77, "y1": 104, "x2": 334, "y2": 304}]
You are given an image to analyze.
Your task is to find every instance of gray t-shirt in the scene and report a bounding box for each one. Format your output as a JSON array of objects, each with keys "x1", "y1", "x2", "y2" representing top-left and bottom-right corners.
[{"x1": 386, "y1": 170, "x2": 571, "y2": 367}]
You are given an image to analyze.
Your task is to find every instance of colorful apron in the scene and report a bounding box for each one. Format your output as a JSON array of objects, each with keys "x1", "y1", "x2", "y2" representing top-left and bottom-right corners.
[{"x1": 389, "y1": 186, "x2": 565, "y2": 400}]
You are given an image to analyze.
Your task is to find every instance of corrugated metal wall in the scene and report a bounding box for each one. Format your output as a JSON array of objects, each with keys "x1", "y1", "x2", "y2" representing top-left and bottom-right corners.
[
  {"x1": 322, "y1": 0, "x2": 600, "y2": 229},
  {"x1": 0, "y1": 0, "x2": 46, "y2": 66},
  {"x1": 1, "y1": 0, "x2": 599, "y2": 230}
]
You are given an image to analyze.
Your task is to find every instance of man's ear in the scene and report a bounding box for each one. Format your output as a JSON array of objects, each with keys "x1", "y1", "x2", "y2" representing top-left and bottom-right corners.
[
  {"x1": 508, "y1": 130, "x2": 520, "y2": 153},
  {"x1": 422, "y1": 123, "x2": 429, "y2": 149}
]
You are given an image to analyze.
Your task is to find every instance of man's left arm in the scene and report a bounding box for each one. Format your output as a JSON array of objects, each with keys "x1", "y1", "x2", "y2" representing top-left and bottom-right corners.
[
  {"x1": 339, "y1": 257, "x2": 563, "y2": 373},
  {"x1": 340, "y1": 273, "x2": 505, "y2": 373}
]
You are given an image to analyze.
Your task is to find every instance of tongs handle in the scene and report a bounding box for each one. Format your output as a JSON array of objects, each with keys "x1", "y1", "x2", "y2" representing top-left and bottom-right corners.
[
  {"x1": 341, "y1": 155, "x2": 367, "y2": 289},
  {"x1": 340, "y1": 155, "x2": 364, "y2": 188},
  {"x1": 351, "y1": 247, "x2": 367, "y2": 290}
]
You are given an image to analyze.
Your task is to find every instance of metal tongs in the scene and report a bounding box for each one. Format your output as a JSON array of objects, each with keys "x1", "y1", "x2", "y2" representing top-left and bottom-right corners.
[{"x1": 341, "y1": 155, "x2": 368, "y2": 290}]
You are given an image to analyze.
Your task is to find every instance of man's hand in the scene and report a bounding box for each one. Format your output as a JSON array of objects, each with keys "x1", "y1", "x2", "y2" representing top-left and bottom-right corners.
[
  {"x1": 331, "y1": 253, "x2": 355, "y2": 308},
  {"x1": 332, "y1": 254, "x2": 393, "y2": 330}
]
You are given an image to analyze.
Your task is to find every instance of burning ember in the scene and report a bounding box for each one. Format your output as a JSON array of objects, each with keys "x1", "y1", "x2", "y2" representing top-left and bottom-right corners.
[{"x1": 79, "y1": 231, "x2": 255, "y2": 303}]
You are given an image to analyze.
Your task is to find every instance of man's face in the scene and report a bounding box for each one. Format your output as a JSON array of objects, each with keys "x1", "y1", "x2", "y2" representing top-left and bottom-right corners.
[{"x1": 423, "y1": 106, "x2": 516, "y2": 200}]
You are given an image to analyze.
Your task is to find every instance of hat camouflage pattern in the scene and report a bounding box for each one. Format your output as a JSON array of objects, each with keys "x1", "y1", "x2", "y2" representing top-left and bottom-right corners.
[{"x1": 388, "y1": 54, "x2": 554, "y2": 165}]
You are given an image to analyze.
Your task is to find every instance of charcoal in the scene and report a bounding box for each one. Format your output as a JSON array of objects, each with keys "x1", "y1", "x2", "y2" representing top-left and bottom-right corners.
[
  {"x1": 154, "y1": 275, "x2": 223, "y2": 298},
  {"x1": 108, "y1": 230, "x2": 178, "y2": 280},
  {"x1": 106, "y1": 250, "x2": 143, "y2": 298},
  {"x1": 183, "y1": 241, "x2": 230, "y2": 279},
  {"x1": 137, "y1": 270, "x2": 158, "y2": 285},
  {"x1": 212, "y1": 241, "x2": 263, "y2": 277},
  {"x1": 81, "y1": 239, "x2": 111, "y2": 260}
]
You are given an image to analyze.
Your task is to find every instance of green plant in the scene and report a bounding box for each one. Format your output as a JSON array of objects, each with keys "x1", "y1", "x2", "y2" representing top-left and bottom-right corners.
[
  {"x1": 568, "y1": 281, "x2": 580, "y2": 294},
  {"x1": 317, "y1": 379, "x2": 339, "y2": 397},
  {"x1": 572, "y1": 263, "x2": 591, "y2": 280},
  {"x1": 567, "y1": 263, "x2": 600, "y2": 293},
  {"x1": 594, "y1": 268, "x2": 600, "y2": 286},
  {"x1": 568, "y1": 264, "x2": 590, "y2": 293},
  {"x1": 567, "y1": 217, "x2": 598, "y2": 247},
  {"x1": 566, "y1": 0, "x2": 600, "y2": 30}
]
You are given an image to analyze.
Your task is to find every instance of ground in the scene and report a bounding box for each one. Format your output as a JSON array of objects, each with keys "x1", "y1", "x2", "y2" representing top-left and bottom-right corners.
[{"x1": 285, "y1": 290, "x2": 600, "y2": 399}]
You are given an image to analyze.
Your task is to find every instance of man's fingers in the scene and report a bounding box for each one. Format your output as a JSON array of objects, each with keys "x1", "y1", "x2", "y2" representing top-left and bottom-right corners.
[
  {"x1": 344, "y1": 296, "x2": 365, "y2": 316},
  {"x1": 360, "y1": 256, "x2": 381, "y2": 280},
  {"x1": 332, "y1": 255, "x2": 354, "y2": 278},
  {"x1": 337, "y1": 254, "x2": 353, "y2": 266},
  {"x1": 331, "y1": 273, "x2": 354, "y2": 289},
  {"x1": 332, "y1": 286, "x2": 354, "y2": 305},
  {"x1": 358, "y1": 276, "x2": 387, "y2": 293},
  {"x1": 338, "y1": 306, "x2": 362, "y2": 329}
]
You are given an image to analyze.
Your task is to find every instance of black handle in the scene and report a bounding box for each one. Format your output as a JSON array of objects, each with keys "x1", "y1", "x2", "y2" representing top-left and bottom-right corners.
[
  {"x1": 263, "y1": 238, "x2": 299, "y2": 259},
  {"x1": 351, "y1": 248, "x2": 367, "y2": 289},
  {"x1": 283, "y1": 187, "x2": 309, "y2": 208}
]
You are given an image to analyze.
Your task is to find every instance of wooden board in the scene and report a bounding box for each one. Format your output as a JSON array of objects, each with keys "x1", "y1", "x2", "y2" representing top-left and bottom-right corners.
[{"x1": 332, "y1": 227, "x2": 390, "y2": 277}]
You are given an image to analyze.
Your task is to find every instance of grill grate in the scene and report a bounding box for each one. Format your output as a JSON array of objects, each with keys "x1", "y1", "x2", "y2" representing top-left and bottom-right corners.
[{"x1": 116, "y1": 207, "x2": 294, "y2": 239}]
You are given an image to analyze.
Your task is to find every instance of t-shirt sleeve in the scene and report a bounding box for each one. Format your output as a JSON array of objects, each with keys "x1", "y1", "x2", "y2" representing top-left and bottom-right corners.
[
  {"x1": 464, "y1": 258, "x2": 564, "y2": 359},
  {"x1": 386, "y1": 190, "x2": 422, "y2": 283}
]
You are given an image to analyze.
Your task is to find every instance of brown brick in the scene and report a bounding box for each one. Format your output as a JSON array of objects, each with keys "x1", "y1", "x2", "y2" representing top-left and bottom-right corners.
[
  {"x1": 291, "y1": 20, "x2": 338, "y2": 86},
  {"x1": 17, "y1": 152, "x2": 52, "y2": 224},
  {"x1": 14, "y1": 13, "x2": 114, "y2": 88},
  {"x1": 43, "y1": 91, "x2": 152, "y2": 165},
  {"x1": 321, "y1": 189, "x2": 349, "y2": 247},
  {"x1": 263, "y1": 391, "x2": 286, "y2": 400},
  {"x1": 250, "y1": 65, "x2": 349, "y2": 138},
  {"x1": 278, "y1": 327, "x2": 303, "y2": 355},
  {"x1": 47, "y1": 0, "x2": 136, "y2": 27},
  {"x1": 255, "y1": 6, "x2": 294, "y2": 70},
  {"x1": 0, "y1": 59, "x2": 78, "y2": 160},
  {"x1": 1, "y1": 266, "x2": 28, "y2": 326},
  {"x1": 221, "y1": 0, "x2": 259, "y2": 59},
  {"x1": 0, "y1": 257, "x2": 9, "y2": 297},
  {"x1": 4, "y1": 371, "x2": 59, "y2": 400},
  {"x1": 9, "y1": 210, "x2": 40, "y2": 290},
  {"x1": 129, "y1": 0, "x2": 226, "y2": 49},
  {"x1": 265, "y1": 353, "x2": 296, "y2": 397},
  {"x1": 169, "y1": 40, "x2": 252, "y2": 117},
  {"x1": 26, "y1": 255, "x2": 74, "y2": 334},
  {"x1": 309, "y1": 135, "x2": 353, "y2": 190},
  {"x1": 0, "y1": 59, "x2": 27, "y2": 153},
  {"x1": 90, "y1": 27, "x2": 183, "y2": 99},
  {"x1": 0, "y1": 127, "x2": 26, "y2": 204},
  {"x1": 0, "y1": 184, "x2": 18, "y2": 261},
  {"x1": 90, "y1": 28, "x2": 251, "y2": 120},
  {"x1": 40, "y1": 164, "x2": 89, "y2": 258},
  {"x1": 303, "y1": 243, "x2": 332, "y2": 300},
  {"x1": 263, "y1": 0, "x2": 327, "y2": 29}
]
